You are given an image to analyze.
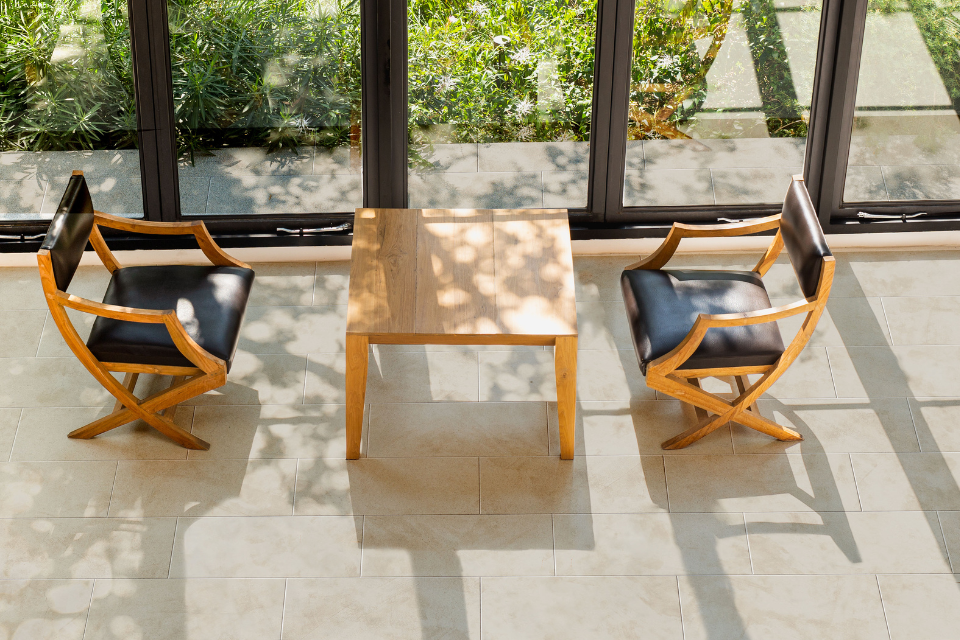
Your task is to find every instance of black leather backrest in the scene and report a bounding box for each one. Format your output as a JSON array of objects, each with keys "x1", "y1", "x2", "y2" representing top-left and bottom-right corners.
[
  {"x1": 780, "y1": 178, "x2": 832, "y2": 299},
  {"x1": 40, "y1": 174, "x2": 95, "y2": 291}
]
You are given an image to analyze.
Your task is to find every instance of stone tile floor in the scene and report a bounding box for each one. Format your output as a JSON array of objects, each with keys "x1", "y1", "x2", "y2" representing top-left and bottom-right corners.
[{"x1": 1, "y1": 251, "x2": 960, "y2": 638}]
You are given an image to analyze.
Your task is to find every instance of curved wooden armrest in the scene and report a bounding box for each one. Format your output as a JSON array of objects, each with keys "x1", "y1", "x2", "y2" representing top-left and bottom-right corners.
[
  {"x1": 625, "y1": 214, "x2": 783, "y2": 271},
  {"x1": 649, "y1": 298, "x2": 817, "y2": 374},
  {"x1": 52, "y1": 291, "x2": 224, "y2": 374},
  {"x1": 93, "y1": 212, "x2": 251, "y2": 270}
]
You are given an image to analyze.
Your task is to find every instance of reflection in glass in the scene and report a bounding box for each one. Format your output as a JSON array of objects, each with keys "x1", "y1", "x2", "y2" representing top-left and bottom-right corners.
[
  {"x1": 844, "y1": 0, "x2": 960, "y2": 203},
  {"x1": 0, "y1": 0, "x2": 142, "y2": 220},
  {"x1": 168, "y1": 0, "x2": 362, "y2": 216},
  {"x1": 407, "y1": 0, "x2": 597, "y2": 209},
  {"x1": 624, "y1": 0, "x2": 823, "y2": 207}
]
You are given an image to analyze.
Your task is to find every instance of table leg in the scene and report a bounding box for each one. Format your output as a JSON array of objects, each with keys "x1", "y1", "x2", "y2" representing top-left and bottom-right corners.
[
  {"x1": 555, "y1": 335, "x2": 578, "y2": 460},
  {"x1": 345, "y1": 334, "x2": 369, "y2": 459}
]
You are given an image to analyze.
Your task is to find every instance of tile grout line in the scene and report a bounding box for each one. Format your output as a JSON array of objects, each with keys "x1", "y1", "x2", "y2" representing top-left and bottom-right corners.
[
  {"x1": 675, "y1": 574, "x2": 686, "y2": 640},
  {"x1": 903, "y1": 395, "x2": 925, "y2": 453},
  {"x1": 823, "y1": 347, "x2": 841, "y2": 400},
  {"x1": 661, "y1": 455, "x2": 671, "y2": 512},
  {"x1": 849, "y1": 453, "x2": 865, "y2": 512},
  {"x1": 551, "y1": 514, "x2": 557, "y2": 576},
  {"x1": 292, "y1": 459, "x2": 300, "y2": 516},
  {"x1": 877, "y1": 297, "x2": 897, "y2": 347},
  {"x1": 279, "y1": 578, "x2": 289, "y2": 640},
  {"x1": 167, "y1": 517, "x2": 180, "y2": 578},
  {"x1": 875, "y1": 574, "x2": 895, "y2": 640},
  {"x1": 34, "y1": 312, "x2": 48, "y2": 357},
  {"x1": 81, "y1": 578, "x2": 97, "y2": 640},
  {"x1": 7, "y1": 408, "x2": 23, "y2": 462},
  {"x1": 743, "y1": 512, "x2": 756, "y2": 575},
  {"x1": 104, "y1": 461, "x2": 120, "y2": 517},
  {"x1": 936, "y1": 511, "x2": 955, "y2": 573}
]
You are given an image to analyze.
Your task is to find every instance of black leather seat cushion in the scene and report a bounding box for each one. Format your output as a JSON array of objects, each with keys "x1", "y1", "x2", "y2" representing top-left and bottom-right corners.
[
  {"x1": 621, "y1": 269, "x2": 785, "y2": 374},
  {"x1": 87, "y1": 265, "x2": 254, "y2": 371}
]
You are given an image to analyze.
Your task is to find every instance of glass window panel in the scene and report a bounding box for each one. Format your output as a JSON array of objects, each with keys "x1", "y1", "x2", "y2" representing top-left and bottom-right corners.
[
  {"x1": 168, "y1": 0, "x2": 361, "y2": 216},
  {"x1": 408, "y1": 0, "x2": 597, "y2": 209},
  {"x1": 625, "y1": 0, "x2": 823, "y2": 207},
  {"x1": 0, "y1": 0, "x2": 143, "y2": 221},
  {"x1": 843, "y1": 0, "x2": 960, "y2": 203}
]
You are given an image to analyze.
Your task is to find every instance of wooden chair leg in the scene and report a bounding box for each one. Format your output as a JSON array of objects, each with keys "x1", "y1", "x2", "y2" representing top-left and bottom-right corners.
[
  {"x1": 687, "y1": 378, "x2": 710, "y2": 422},
  {"x1": 70, "y1": 371, "x2": 220, "y2": 450},
  {"x1": 112, "y1": 372, "x2": 139, "y2": 413},
  {"x1": 162, "y1": 376, "x2": 187, "y2": 418},
  {"x1": 734, "y1": 375, "x2": 760, "y2": 414}
]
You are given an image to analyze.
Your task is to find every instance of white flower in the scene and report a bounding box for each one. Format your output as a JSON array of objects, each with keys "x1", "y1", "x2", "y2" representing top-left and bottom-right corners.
[
  {"x1": 514, "y1": 97, "x2": 535, "y2": 116},
  {"x1": 655, "y1": 54, "x2": 677, "y2": 69},
  {"x1": 468, "y1": 2, "x2": 488, "y2": 14},
  {"x1": 517, "y1": 125, "x2": 534, "y2": 140},
  {"x1": 556, "y1": 131, "x2": 575, "y2": 142},
  {"x1": 511, "y1": 47, "x2": 533, "y2": 64},
  {"x1": 436, "y1": 75, "x2": 458, "y2": 92}
]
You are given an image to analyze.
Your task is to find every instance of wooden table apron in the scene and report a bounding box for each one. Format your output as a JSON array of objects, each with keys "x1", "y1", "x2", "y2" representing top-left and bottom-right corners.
[{"x1": 344, "y1": 208, "x2": 579, "y2": 460}]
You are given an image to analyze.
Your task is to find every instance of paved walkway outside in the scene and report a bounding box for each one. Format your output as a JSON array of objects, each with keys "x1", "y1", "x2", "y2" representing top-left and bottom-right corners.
[{"x1": 0, "y1": 250, "x2": 959, "y2": 638}]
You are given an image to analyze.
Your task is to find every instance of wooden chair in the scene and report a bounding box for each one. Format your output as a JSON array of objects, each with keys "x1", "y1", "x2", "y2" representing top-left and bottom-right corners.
[
  {"x1": 621, "y1": 175, "x2": 834, "y2": 449},
  {"x1": 37, "y1": 171, "x2": 255, "y2": 450}
]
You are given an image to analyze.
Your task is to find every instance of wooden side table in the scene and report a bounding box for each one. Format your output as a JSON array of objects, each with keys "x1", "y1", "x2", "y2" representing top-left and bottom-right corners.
[{"x1": 345, "y1": 208, "x2": 579, "y2": 459}]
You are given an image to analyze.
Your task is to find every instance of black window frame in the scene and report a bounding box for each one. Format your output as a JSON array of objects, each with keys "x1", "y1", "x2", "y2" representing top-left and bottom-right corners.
[{"x1": 3, "y1": 0, "x2": 960, "y2": 249}]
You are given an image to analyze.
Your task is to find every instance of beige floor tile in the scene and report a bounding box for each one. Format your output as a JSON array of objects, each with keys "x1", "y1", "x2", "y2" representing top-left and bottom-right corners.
[
  {"x1": 295, "y1": 457, "x2": 480, "y2": 515},
  {"x1": 574, "y1": 256, "x2": 626, "y2": 302},
  {"x1": 84, "y1": 578, "x2": 285, "y2": 640},
  {"x1": 0, "y1": 579, "x2": 93, "y2": 640},
  {"x1": 246, "y1": 262, "x2": 316, "y2": 306},
  {"x1": 109, "y1": 459, "x2": 297, "y2": 517},
  {"x1": 554, "y1": 513, "x2": 752, "y2": 576},
  {"x1": 773, "y1": 296, "x2": 891, "y2": 347},
  {"x1": 480, "y1": 455, "x2": 668, "y2": 514},
  {"x1": 664, "y1": 454, "x2": 861, "y2": 512},
  {"x1": 304, "y1": 352, "x2": 347, "y2": 403},
  {"x1": 910, "y1": 398, "x2": 960, "y2": 452},
  {"x1": 283, "y1": 577, "x2": 480, "y2": 640},
  {"x1": 851, "y1": 453, "x2": 960, "y2": 511},
  {"x1": 882, "y1": 296, "x2": 960, "y2": 345},
  {"x1": 367, "y1": 402, "x2": 548, "y2": 457},
  {"x1": 755, "y1": 347, "x2": 837, "y2": 399},
  {"x1": 575, "y1": 297, "x2": 633, "y2": 350},
  {"x1": 238, "y1": 305, "x2": 347, "y2": 354},
  {"x1": 732, "y1": 398, "x2": 920, "y2": 453},
  {"x1": 36, "y1": 308, "x2": 95, "y2": 357},
  {"x1": 0, "y1": 408, "x2": 19, "y2": 460},
  {"x1": 170, "y1": 516, "x2": 361, "y2": 578},
  {"x1": 837, "y1": 250, "x2": 960, "y2": 298},
  {"x1": 0, "y1": 266, "x2": 110, "y2": 311},
  {"x1": 0, "y1": 461, "x2": 116, "y2": 517},
  {"x1": 829, "y1": 346, "x2": 960, "y2": 397},
  {"x1": 877, "y1": 574, "x2": 960, "y2": 640},
  {"x1": 0, "y1": 517, "x2": 176, "y2": 579},
  {"x1": 745, "y1": 511, "x2": 952, "y2": 574},
  {"x1": 0, "y1": 357, "x2": 115, "y2": 407},
  {"x1": 490, "y1": 348, "x2": 654, "y2": 403},
  {"x1": 0, "y1": 309, "x2": 46, "y2": 357},
  {"x1": 186, "y1": 353, "x2": 307, "y2": 405},
  {"x1": 479, "y1": 350, "x2": 559, "y2": 401},
  {"x1": 312, "y1": 261, "x2": 350, "y2": 306},
  {"x1": 937, "y1": 511, "x2": 960, "y2": 570},
  {"x1": 364, "y1": 350, "x2": 479, "y2": 403},
  {"x1": 189, "y1": 404, "x2": 357, "y2": 459},
  {"x1": 547, "y1": 400, "x2": 734, "y2": 456},
  {"x1": 481, "y1": 576, "x2": 682, "y2": 640},
  {"x1": 361, "y1": 514, "x2": 554, "y2": 576},
  {"x1": 11, "y1": 406, "x2": 194, "y2": 461},
  {"x1": 678, "y1": 575, "x2": 889, "y2": 640}
]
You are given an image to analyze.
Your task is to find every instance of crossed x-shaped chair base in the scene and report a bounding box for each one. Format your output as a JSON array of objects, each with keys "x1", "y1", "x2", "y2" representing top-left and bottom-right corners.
[
  {"x1": 650, "y1": 372, "x2": 802, "y2": 450},
  {"x1": 68, "y1": 368, "x2": 224, "y2": 450}
]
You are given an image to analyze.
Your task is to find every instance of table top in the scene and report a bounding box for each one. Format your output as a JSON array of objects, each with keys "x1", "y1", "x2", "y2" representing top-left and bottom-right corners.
[{"x1": 347, "y1": 208, "x2": 578, "y2": 337}]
